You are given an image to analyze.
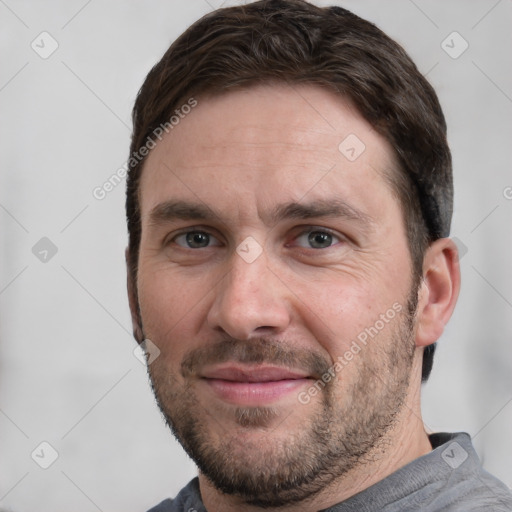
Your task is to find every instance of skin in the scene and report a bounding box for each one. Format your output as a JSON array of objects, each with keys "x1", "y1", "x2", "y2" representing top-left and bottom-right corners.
[{"x1": 127, "y1": 84, "x2": 460, "y2": 511}]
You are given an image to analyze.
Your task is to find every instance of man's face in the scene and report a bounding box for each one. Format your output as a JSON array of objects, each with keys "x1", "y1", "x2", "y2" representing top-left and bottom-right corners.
[{"x1": 133, "y1": 84, "x2": 419, "y2": 506}]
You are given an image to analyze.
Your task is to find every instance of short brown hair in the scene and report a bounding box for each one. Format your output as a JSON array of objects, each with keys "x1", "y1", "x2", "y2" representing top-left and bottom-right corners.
[{"x1": 126, "y1": 0, "x2": 453, "y2": 381}]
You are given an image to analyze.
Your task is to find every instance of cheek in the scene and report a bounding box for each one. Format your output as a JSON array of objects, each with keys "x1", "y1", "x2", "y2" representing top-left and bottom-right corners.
[
  {"x1": 290, "y1": 270, "x2": 398, "y2": 361},
  {"x1": 137, "y1": 270, "x2": 208, "y2": 363}
]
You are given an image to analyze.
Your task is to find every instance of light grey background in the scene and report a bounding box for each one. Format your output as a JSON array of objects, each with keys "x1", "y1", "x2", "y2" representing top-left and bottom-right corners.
[{"x1": 0, "y1": 1, "x2": 511, "y2": 511}]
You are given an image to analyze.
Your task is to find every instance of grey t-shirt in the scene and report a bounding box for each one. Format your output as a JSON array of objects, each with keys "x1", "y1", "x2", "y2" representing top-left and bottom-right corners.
[{"x1": 147, "y1": 432, "x2": 512, "y2": 511}]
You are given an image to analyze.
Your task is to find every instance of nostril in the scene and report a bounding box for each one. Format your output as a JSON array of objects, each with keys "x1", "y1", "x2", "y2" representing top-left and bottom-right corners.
[{"x1": 254, "y1": 326, "x2": 277, "y2": 333}]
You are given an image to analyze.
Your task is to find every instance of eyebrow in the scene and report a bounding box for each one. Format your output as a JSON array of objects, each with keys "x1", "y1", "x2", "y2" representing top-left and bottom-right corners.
[
  {"x1": 148, "y1": 198, "x2": 375, "y2": 229},
  {"x1": 149, "y1": 201, "x2": 215, "y2": 226},
  {"x1": 269, "y1": 199, "x2": 374, "y2": 227}
]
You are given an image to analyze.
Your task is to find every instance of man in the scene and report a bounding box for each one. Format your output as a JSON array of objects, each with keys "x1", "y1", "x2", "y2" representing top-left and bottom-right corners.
[{"x1": 125, "y1": 1, "x2": 512, "y2": 510}]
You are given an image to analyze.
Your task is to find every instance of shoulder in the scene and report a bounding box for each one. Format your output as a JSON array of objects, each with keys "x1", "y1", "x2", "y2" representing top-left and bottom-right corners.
[
  {"x1": 420, "y1": 433, "x2": 512, "y2": 511},
  {"x1": 145, "y1": 478, "x2": 205, "y2": 512},
  {"x1": 146, "y1": 499, "x2": 174, "y2": 512},
  {"x1": 439, "y1": 469, "x2": 512, "y2": 511}
]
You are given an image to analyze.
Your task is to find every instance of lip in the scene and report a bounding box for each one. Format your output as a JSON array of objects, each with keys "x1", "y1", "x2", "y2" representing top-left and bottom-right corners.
[
  {"x1": 201, "y1": 365, "x2": 310, "y2": 382},
  {"x1": 200, "y1": 365, "x2": 312, "y2": 405}
]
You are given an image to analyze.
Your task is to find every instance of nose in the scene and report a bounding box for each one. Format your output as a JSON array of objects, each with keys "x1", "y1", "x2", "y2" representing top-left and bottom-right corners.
[{"x1": 206, "y1": 246, "x2": 292, "y2": 340}]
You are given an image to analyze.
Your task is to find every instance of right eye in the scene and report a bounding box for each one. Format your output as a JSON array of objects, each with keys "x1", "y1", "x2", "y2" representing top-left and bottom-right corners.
[{"x1": 172, "y1": 230, "x2": 222, "y2": 249}]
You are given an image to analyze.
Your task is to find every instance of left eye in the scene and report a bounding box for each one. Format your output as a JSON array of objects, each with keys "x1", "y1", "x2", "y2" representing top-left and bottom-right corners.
[
  {"x1": 173, "y1": 231, "x2": 221, "y2": 249},
  {"x1": 294, "y1": 230, "x2": 341, "y2": 249}
]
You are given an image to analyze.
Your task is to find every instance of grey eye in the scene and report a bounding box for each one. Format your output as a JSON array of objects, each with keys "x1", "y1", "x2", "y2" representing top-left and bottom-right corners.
[
  {"x1": 186, "y1": 232, "x2": 210, "y2": 248},
  {"x1": 308, "y1": 231, "x2": 333, "y2": 249},
  {"x1": 174, "y1": 231, "x2": 220, "y2": 248},
  {"x1": 294, "y1": 230, "x2": 339, "y2": 249}
]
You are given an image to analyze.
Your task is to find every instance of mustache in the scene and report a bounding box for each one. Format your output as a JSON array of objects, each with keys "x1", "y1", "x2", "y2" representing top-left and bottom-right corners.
[{"x1": 180, "y1": 337, "x2": 332, "y2": 380}]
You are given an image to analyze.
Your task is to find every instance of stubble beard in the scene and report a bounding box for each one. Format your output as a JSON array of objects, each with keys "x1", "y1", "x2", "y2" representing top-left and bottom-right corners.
[{"x1": 146, "y1": 295, "x2": 417, "y2": 508}]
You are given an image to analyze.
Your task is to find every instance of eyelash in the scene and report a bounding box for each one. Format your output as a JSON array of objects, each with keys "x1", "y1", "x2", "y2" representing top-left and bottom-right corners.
[
  {"x1": 168, "y1": 226, "x2": 344, "y2": 250},
  {"x1": 291, "y1": 228, "x2": 342, "y2": 249}
]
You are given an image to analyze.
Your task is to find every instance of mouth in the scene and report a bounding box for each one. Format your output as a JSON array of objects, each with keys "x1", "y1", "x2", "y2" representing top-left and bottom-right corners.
[{"x1": 199, "y1": 365, "x2": 312, "y2": 405}]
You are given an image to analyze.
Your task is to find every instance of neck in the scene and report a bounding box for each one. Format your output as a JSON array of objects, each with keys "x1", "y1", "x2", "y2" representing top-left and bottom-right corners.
[{"x1": 199, "y1": 356, "x2": 431, "y2": 512}]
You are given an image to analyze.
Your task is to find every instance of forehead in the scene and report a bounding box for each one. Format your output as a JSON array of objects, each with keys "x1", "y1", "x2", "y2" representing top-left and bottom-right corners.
[{"x1": 138, "y1": 83, "x2": 398, "y2": 221}]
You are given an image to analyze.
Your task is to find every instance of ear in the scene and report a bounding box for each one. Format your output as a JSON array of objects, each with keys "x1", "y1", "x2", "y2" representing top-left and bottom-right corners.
[
  {"x1": 415, "y1": 238, "x2": 461, "y2": 348},
  {"x1": 126, "y1": 247, "x2": 144, "y2": 344}
]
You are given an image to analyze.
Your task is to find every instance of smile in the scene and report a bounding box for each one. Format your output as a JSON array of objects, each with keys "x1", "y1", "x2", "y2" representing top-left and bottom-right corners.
[{"x1": 200, "y1": 365, "x2": 312, "y2": 405}]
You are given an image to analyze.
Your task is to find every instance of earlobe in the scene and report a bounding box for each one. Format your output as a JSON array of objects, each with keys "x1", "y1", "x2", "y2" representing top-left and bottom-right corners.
[
  {"x1": 414, "y1": 238, "x2": 461, "y2": 348},
  {"x1": 126, "y1": 247, "x2": 144, "y2": 344}
]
